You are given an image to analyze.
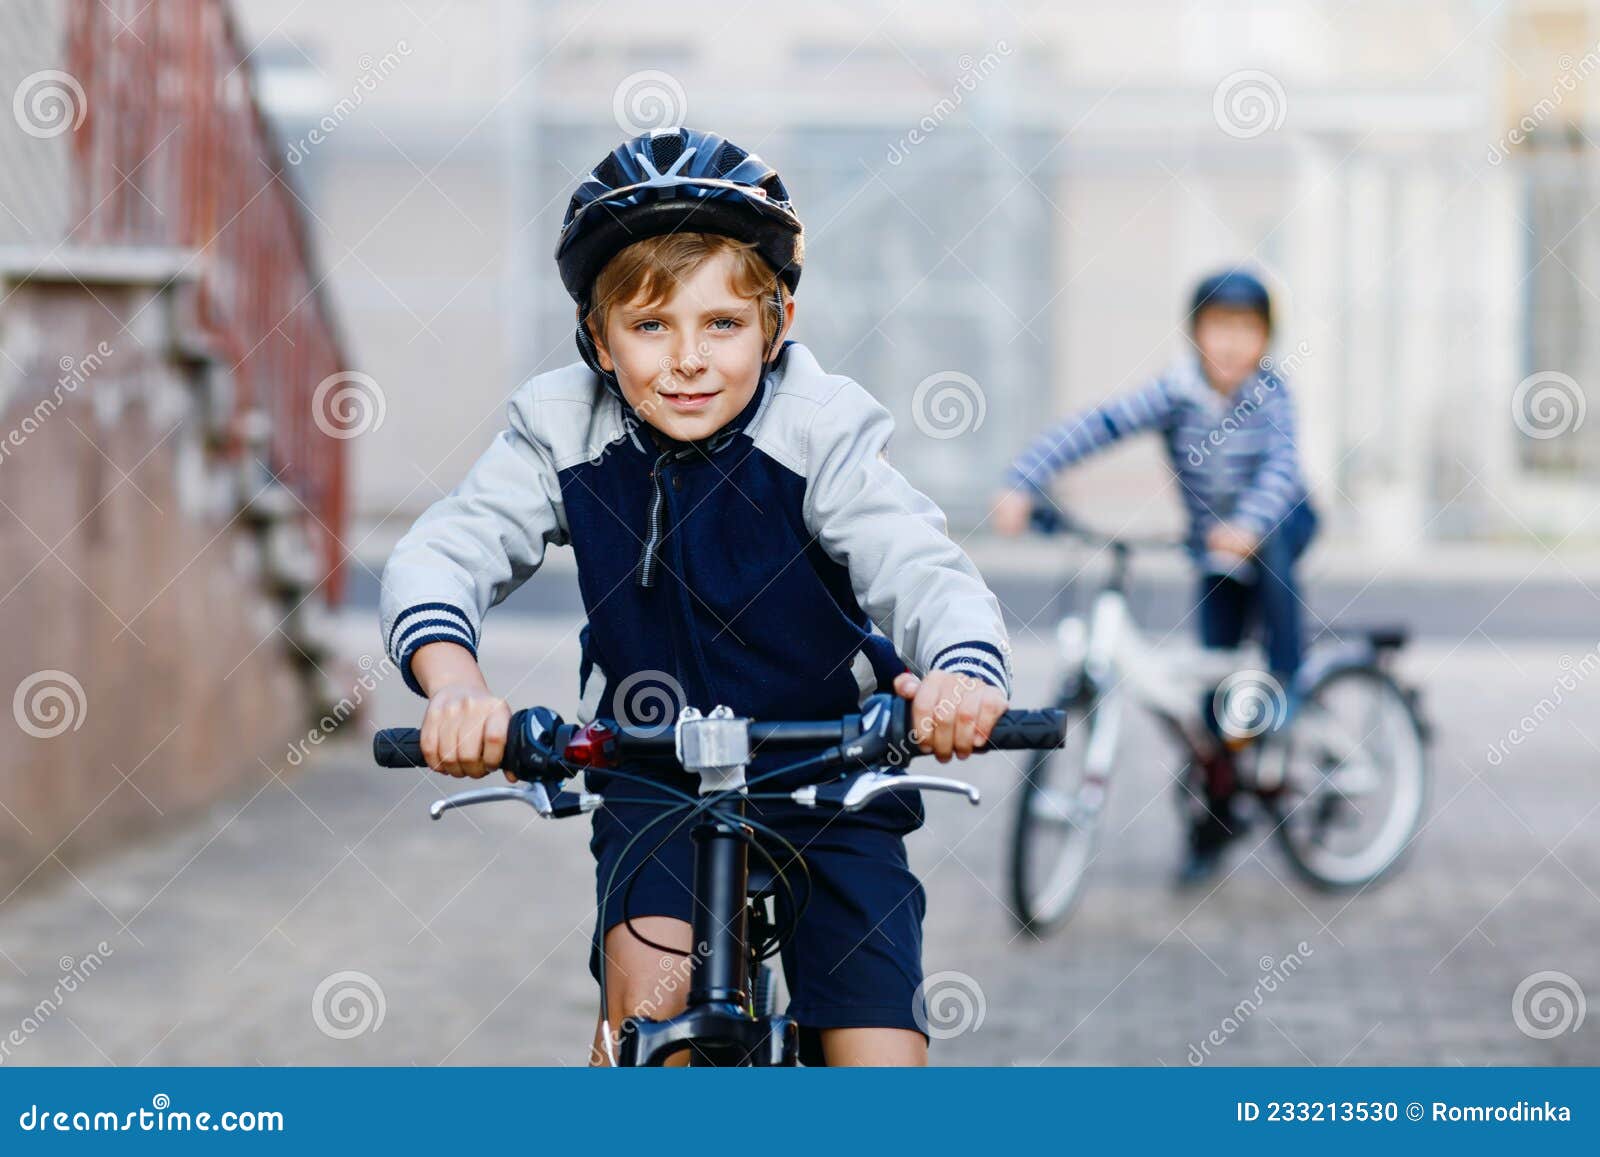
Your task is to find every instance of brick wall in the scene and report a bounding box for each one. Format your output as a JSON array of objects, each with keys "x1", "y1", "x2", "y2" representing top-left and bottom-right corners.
[{"x1": 0, "y1": 256, "x2": 313, "y2": 893}]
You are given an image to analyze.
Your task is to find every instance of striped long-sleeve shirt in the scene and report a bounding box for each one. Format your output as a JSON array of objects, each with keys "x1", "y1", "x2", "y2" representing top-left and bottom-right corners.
[{"x1": 1006, "y1": 352, "x2": 1310, "y2": 561}]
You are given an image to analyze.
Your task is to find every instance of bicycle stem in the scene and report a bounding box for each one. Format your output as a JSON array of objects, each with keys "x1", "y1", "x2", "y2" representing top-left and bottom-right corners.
[{"x1": 688, "y1": 803, "x2": 752, "y2": 1010}]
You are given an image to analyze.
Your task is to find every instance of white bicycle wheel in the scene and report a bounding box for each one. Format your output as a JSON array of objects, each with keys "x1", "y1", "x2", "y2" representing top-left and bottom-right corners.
[
  {"x1": 1008, "y1": 697, "x2": 1106, "y2": 935},
  {"x1": 1272, "y1": 666, "x2": 1429, "y2": 889}
]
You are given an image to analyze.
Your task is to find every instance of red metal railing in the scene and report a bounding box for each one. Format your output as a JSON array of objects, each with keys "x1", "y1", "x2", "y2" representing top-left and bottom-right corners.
[{"x1": 65, "y1": 0, "x2": 348, "y2": 603}]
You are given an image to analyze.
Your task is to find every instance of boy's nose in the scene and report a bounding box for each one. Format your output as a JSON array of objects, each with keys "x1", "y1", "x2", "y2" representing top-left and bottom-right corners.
[{"x1": 673, "y1": 340, "x2": 708, "y2": 377}]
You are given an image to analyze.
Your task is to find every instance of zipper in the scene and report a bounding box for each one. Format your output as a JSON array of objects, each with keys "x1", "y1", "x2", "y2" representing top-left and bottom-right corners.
[
  {"x1": 636, "y1": 453, "x2": 672, "y2": 588},
  {"x1": 658, "y1": 472, "x2": 717, "y2": 707}
]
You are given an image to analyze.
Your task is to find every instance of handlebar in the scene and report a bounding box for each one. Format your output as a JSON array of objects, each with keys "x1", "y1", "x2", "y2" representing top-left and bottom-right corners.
[
  {"x1": 372, "y1": 693, "x2": 1067, "y2": 817},
  {"x1": 370, "y1": 708, "x2": 853, "y2": 773},
  {"x1": 1029, "y1": 502, "x2": 1186, "y2": 553},
  {"x1": 374, "y1": 695, "x2": 1066, "y2": 776}
]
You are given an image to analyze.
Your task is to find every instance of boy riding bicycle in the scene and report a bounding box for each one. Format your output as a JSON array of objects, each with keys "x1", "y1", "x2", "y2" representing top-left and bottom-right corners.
[
  {"x1": 992, "y1": 269, "x2": 1319, "y2": 884},
  {"x1": 380, "y1": 128, "x2": 1012, "y2": 1065}
]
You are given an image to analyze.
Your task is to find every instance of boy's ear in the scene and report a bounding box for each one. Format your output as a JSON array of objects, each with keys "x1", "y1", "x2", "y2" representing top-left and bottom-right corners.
[{"x1": 768, "y1": 293, "x2": 797, "y2": 363}]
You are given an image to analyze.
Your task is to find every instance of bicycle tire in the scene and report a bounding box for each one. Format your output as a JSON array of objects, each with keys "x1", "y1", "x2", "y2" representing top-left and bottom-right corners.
[
  {"x1": 1008, "y1": 691, "x2": 1103, "y2": 937},
  {"x1": 1271, "y1": 664, "x2": 1430, "y2": 891}
]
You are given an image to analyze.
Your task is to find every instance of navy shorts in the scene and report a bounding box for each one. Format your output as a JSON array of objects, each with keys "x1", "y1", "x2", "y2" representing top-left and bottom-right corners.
[{"x1": 584, "y1": 759, "x2": 930, "y2": 1062}]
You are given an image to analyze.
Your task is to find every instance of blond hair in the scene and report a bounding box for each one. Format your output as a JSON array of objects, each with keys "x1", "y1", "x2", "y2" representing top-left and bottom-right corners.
[{"x1": 586, "y1": 232, "x2": 790, "y2": 350}]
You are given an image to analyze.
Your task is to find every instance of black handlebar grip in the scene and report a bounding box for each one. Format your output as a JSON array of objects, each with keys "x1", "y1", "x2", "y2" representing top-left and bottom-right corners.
[
  {"x1": 374, "y1": 728, "x2": 427, "y2": 768},
  {"x1": 986, "y1": 709, "x2": 1068, "y2": 750},
  {"x1": 1029, "y1": 502, "x2": 1066, "y2": 536}
]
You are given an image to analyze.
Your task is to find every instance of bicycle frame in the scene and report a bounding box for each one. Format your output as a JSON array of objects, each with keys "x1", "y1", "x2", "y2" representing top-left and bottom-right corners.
[
  {"x1": 1067, "y1": 560, "x2": 1263, "y2": 763},
  {"x1": 606, "y1": 700, "x2": 985, "y2": 1065},
  {"x1": 615, "y1": 799, "x2": 798, "y2": 1066},
  {"x1": 1011, "y1": 510, "x2": 1430, "y2": 914},
  {"x1": 1059, "y1": 545, "x2": 1419, "y2": 804}
]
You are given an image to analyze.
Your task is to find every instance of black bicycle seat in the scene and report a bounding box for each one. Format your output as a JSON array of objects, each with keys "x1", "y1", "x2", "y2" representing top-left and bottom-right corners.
[{"x1": 1365, "y1": 625, "x2": 1409, "y2": 651}]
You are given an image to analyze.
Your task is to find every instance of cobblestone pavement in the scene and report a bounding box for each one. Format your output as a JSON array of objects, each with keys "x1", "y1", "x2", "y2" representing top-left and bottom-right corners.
[{"x1": 1, "y1": 617, "x2": 1596, "y2": 1066}]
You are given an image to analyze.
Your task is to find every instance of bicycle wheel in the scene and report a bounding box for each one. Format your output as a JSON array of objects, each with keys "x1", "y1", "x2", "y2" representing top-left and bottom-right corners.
[
  {"x1": 1008, "y1": 695, "x2": 1105, "y2": 936},
  {"x1": 1271, "y1": 665, "x2": 1429, "y2": 890}
]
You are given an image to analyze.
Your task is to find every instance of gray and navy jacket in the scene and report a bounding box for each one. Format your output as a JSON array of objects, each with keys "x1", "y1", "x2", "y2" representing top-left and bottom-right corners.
[
  {"x1": 380, "y1": 341, "x2": 1012, "y2": 733},
  {"x1": 1006, "y1": 351, "x2": 1313, "y2": 563}
]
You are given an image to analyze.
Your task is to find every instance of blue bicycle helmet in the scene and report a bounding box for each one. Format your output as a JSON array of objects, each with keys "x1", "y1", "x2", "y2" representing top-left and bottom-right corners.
[
  {"x1": 556, "y1": 127, "x2": 804, "y2": 379},
  {"x1": 1189, "y1": 268, "x2": 1272, "y2": 332}
]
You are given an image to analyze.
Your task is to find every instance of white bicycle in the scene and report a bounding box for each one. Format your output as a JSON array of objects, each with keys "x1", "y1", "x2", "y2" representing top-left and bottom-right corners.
[{"x1": 1008, "y1": 511, "x2": 1432, "y2": 936}]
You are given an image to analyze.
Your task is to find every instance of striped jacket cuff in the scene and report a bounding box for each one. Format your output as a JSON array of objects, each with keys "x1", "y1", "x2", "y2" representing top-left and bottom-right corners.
[
  {"x1": 930, "y1": 640, "x2": 1012, "y2": 697},
  {"x1": 1004, "y1": 466, "x2": 1052, "y2": 496},
  {"x1": 1230, "y1": 500, "x2": 1286, "y2": 540},
  {"x1": 387, "y1": 602, "x2": 479, "y2": 696},
  {"x1": 1230, "y1": 511, "x2": 1271, "y2": 539}
]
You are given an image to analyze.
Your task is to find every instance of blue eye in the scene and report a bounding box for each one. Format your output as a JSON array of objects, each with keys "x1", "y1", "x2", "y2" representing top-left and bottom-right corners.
[
  {"x1": 635, "y1": 320, "x2": 664, "y2": 333},
  {"x1": 710, "y1": 318, "x2": 740, "y2": 331}
]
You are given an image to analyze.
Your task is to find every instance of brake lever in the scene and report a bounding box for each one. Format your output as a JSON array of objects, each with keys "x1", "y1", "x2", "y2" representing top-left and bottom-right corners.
[
  {"x1": 429, "y1": 780, "x2": 602, "y2": 820},
  {"x1": 790, "y1": 771, "x2": 981, "y2": 812},
  {"x1": 821, "y1": 693, "x2": 902, "y2": 767},
  {"x1": 505, "y1": 706, "x2": 566, "y2": 777}
]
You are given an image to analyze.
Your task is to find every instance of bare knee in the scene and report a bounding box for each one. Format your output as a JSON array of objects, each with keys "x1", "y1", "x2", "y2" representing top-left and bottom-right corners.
[
  {"x1": 819, "y1": 1026, "x2": 928, "y2": 1066},
  {"x1": 591, "y1": 916, "x2": 696, "y2": 1065}
]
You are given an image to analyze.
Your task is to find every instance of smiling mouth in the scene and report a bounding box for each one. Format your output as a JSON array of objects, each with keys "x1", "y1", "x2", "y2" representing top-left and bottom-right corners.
[{"x1": 658, "y1": 390, "x2": 720, "y2": 411}]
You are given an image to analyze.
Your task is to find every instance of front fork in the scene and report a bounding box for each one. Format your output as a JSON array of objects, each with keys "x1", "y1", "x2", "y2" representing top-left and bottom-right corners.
[
  {"x1": 615, "y1": 802, "x2": 799, "y2": 1066},
  {"x1": 1056, "y1": 607, "x2": 1121, "y2": 817}
]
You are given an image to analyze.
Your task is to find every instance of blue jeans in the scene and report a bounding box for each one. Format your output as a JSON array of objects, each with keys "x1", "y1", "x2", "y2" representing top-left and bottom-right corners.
[{"x1": 1196, "y1": 499, "x2": 1319, "y2": 684}]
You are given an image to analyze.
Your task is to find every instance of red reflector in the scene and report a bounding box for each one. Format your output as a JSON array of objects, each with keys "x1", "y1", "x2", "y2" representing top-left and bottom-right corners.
[{"x1": 563, "y1": 721, "x2": 617, "y2": 767}]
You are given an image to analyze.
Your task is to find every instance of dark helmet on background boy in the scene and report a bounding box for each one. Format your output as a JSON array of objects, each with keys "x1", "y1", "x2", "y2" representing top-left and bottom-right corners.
[{"x1": 1188, "y1": 268, "x2": 1272, "y2": 334}]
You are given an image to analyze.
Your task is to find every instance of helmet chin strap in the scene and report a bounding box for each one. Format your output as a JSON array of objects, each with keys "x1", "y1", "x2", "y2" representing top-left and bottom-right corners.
[
  {"x1": 573, "y1": 304, "x2": 617, "y2": 388},
  {"x1": 762, "y1": 285, "x2": 785, "y2": 364}
]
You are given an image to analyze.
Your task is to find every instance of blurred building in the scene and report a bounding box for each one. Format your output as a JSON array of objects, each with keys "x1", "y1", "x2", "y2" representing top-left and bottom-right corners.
[
  {"x1": 237, "y1": 0, "x2": 1600, "y2": 551},
  {"x1": 0, "y1": 0, "x2": 351, "y2": 887}
]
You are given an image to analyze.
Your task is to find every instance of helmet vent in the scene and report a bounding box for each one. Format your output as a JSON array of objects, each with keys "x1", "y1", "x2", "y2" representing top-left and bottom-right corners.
[
  {"x1": 713, "y1": 140, "x2": 746, "y2": 177},
  {"x1": 593, "y1": 152, "x2": 625, "y2": 190},
  {"x1": 649, "y1": 133, "x2": 685, "y2": 172}
]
